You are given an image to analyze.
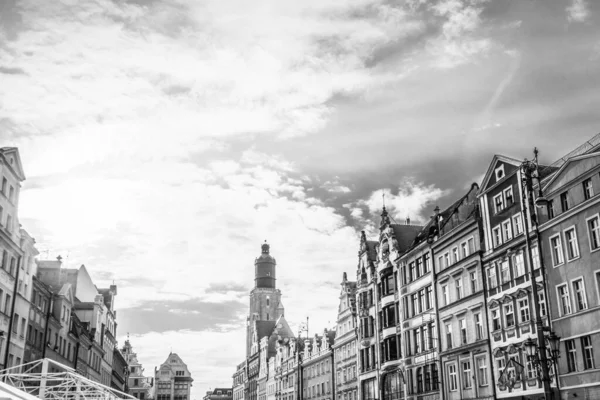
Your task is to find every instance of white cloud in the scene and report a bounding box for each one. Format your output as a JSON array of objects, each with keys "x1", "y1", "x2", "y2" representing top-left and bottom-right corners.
[{"x1": 566, "y1": 0, "x2": 589, "y2": 23}]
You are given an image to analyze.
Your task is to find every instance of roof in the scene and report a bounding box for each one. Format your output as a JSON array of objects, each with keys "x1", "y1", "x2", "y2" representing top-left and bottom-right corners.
[
  {"x1": 390, "y1": 224, "x2": 424, "y2": 252},
  {"x1": 255, "y1": 321, "x2": 276, "y2": 340}
]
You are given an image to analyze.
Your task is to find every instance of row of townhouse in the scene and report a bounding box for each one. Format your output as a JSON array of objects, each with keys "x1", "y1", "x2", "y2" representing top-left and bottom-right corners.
[
  {"x1": 0, "y1": 146, "x2": 152, "y2": 398},
  {"x1": 332, "y1": 133, "x2": 600, "y2": 400},
  {"x1": 233, "y1": 133, "x2": 600, "y2": 400}
]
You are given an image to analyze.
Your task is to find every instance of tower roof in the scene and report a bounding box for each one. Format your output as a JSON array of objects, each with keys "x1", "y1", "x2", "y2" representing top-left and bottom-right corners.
[{"x1": 255, "y1": 241, "x2": 276, "y2": 264}]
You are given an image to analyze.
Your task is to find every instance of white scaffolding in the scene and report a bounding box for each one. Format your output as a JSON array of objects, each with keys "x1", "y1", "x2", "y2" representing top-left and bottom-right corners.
[{"x1": 0, "y1": 358, "x2": 136, "y2": 400}]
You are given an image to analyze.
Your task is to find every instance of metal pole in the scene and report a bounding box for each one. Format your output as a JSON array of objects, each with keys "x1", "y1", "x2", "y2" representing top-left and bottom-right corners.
[{"x1": 520, "y1": 161, "x2": 553, "y2": 400}]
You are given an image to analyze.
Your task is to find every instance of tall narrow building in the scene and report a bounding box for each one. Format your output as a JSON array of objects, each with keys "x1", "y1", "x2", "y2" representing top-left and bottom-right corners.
[{"x1": 246, "y1": 242, "x2": 284, "y2": 357}]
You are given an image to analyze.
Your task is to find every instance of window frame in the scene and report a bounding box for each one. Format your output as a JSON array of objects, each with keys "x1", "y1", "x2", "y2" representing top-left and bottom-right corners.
[
  {"x1": 475, "y1": 354, "x2": 489, "y2": 387},
  {"x1": 493, "y1": 193, "x2": 504, "y2": 214},
  {"x1": 556, "y1": 283, "x2": 572, "y2": 317},
  {"x1": 549, "y1": 233, "x2": 565, "y2": 267},
  {"x1": 504, "y1": 186, "x2": 514, "y2": 208},
  {"x1": 512, "y1": 213, "x2": 523, "y2": 236},
  {"x1": 571, "y1": 277, "x2": 588, "y2": 312},
  {"x1": 563, "y1": 226, "x2": 580, "y2": 261},
  {"x1": 581, "y1": 335, "x2": 595, "y2": 370},
  {"x1": 583, "y1": 178, "x2": 594, "y2": 200},
  {"x1": 501, "y1": 219, "x2": 513, "y2": 242},
  {"x1": 492, "y1": 226, "x2": 502, "y2": 248},
  {"x1": 586, "y1": 214, "x2": 600, "y2": 252}
]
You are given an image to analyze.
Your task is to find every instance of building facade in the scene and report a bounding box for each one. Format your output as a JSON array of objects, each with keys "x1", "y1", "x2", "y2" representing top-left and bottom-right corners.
[
  {"x1": 478, "y1": 155, "x2": 556, "y2": 399},
  {"x1": 154, "y1": 353, "x2": 193, "y2": 400},
  {"x1": 538, "y1": 150, "x2": 600, "y2": 399},
  {"x1": 122, "y1": 338, "x2": 154, "y2": 399},
  {"x1": 302, "y1": 331, "x2": 335, "y2": 400},
  {"x1": 333, "y1": 273, "x2": 358, "y2": 400},
  {"x1": 433, "y1": 183, "x2": 495, "y2": 400}
]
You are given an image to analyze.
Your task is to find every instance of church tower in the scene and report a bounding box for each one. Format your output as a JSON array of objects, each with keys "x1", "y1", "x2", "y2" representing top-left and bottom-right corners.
[{"x1": 246, "y1": 241, "x2": 284, "y2": 357}]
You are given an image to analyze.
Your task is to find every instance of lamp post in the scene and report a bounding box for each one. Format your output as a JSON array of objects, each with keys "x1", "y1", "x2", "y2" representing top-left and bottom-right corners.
[{"x1": 518, "y1": 148, "x2": 560, "y2": 400}]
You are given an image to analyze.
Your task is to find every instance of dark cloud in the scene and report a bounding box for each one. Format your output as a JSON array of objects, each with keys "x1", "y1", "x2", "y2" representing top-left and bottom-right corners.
[
  {"x1": 118, "y1": 298, "x2": 247, "y2": 335},
  {"x1": 0, "y1": 66, "x2": 26, "y2": 75}
]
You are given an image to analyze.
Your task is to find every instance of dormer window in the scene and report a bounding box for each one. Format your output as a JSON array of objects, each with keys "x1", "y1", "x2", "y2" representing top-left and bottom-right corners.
[{"x1": 495, "y1": 165, "x2": 505, "y2": 181}]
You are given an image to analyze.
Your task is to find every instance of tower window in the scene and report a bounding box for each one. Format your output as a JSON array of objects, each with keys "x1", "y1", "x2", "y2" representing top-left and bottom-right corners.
[{"x1": 266, "y1": 298, "x2": 270, "y2": 306}]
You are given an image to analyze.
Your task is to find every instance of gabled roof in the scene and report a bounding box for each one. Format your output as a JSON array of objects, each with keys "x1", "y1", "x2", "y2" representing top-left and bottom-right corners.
[
  {"x1": 478, "y1": 154, "x2": 522, "y2": 193},
  {"x1": 0, "y1": 147, "x2": 26, "y2": 181},
  {"x1": 542, "y1": 151, "x2": 600, "y2": 194}
]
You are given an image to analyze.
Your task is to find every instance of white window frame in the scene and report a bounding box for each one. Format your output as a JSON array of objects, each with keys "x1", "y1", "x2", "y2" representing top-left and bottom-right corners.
[
  {"x1": 442, "y1": 284, "x2": 449, "y2": 306},
  {"x1": 461, "y1": 241, "x2": 469, "y2": 258},
  {"x1": 586, "y1": 214, "x2": 600, "y2": 252},
  {"x1": 583, "y1": 178, "x2": 594, "y2": 200},
  {"x1": 452, "y1": 247, "x2": 459, "y2": 264},
  {"x1": 513, "y1": 252, "x2": 525, "y2": 278},
  {"x1": 493, "y1": 193, "x2": 504, "y2": 214},
  {"x1": 491, "y1": 309, "x2": 501, "y2": 331},
  {"x1": 502, "y1": 220, "x2": 513, "y2": 242},
  {"x1": 504, "y1": 186, "x2": 514, "y2": 207},
  {"x1": 556, "y1": 283, "x2": 572, "y2": 317},
  {"x1": 470, "y1": 271, "x2": 478, "y2": 294},
  {"x1": 447, "y1": 363, "x2": 458, "y2": 391},
  {"x1": 475, "y1": 354, "x2": 489, "y2": 386},
  {"x1": 512, "y1": 214, "x2": 523, "y2": 236},
  {"x1": 462, "y1": 360, "x2": 472, "y2": 389},
  {"x1": 455, "y1": 277, "x2": 463, "y2": 300},
  {"x1": 492, "y1": 226, "x2": 502, "y2": 248},
  {"x1": 474, "y1": 312, "x2": 483, "y2": 340},
  {"x1": 549, "y1": 233, "x2": 565, "y2": 267},
  {"x1": 571, "y1": 277, "x2": 588, "y2": 312},
  {"x1": 563, "y1": 226, "x2": 580, "y2": 261},
  {"x1": 504, "y1": 303, "x2": 515, "y2": 327},
  {"x1": 518, "y1": 297, "x2": 530, "y2": 323}
]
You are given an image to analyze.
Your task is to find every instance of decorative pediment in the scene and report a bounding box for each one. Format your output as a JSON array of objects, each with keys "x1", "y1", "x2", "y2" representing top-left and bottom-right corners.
[
  {"x1": 501, "y1": 295, "x2": 514, "y2": 304},
  {"x1": 493, "y1": 348, "x2": 505, "y2": 357},
  {"x1": 479, "y1": 155, "x2": 521, "y2": 193},
  {"x1": 489, "y1": 299, "x2": 499, "y2": 308},
  {"x1": 515, "y1": 289, "x2": 529, "y2": 299},
  {"x1": 542, "y1": 152, "x2": 600, "y2": 195},
  {"x1": 0, "y1": 147, "x2": 26, "y2": 181}
]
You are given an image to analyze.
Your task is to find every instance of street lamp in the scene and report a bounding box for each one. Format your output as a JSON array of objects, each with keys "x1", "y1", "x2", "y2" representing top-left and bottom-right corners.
[{"x1": 518, "y1": 148, "x2": 560, "y2": 400}]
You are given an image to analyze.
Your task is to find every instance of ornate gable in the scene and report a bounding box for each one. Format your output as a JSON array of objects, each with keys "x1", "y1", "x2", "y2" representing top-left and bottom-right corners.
[{"x1": 479, "y1": 155, "x2": 522, "y2": 194}]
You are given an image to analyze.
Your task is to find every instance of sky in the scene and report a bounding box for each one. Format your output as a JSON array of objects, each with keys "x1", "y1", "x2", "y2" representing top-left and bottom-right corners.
[{"x1": 1, "y1": 0, "x2": 599, "y2": 398}]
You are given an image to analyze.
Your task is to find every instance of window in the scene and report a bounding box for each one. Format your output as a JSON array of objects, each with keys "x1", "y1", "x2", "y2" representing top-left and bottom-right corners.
[
  {"x1": 513, "y1": 253, "x2": 525, "y2": 277},
  {"x1": 557, "y1": 284, "x2": 572, "y2": 316},
  {"x1": 560, "y1": 192, "x2": 569, "y2": 212},
  {"x1": 491, "y1": 309, "x2": 501, "y2": 331},
  {"x1": 588, "y1": 216, "x2": 600, "y2": 250},
  {"x1": 445, "y1": 323, "x2": 453, "y2": 350},
  {"x1": 513, "y1": 214, "x2": 523, "y2": 235},
  {"x1": 266, "y1": 298, "x2": 270, "y2": 306},
  {"x1": 459, "y1": 318, "x2": 467, "y2": 345},
  {"x1": 474, "y1": 313, "x2": 483, "y2": 340},
  {"x1": 502, "y1": 220, "x2": 512, "y2": 242},
  {"x1": 4, "y1": 294, "x2": 11, "y2": 314},
  {"x1": 451, "y1": 247, "x2": 459, "y2": 264},
  {"x1": 423, "y1": 253, "x2": 431, "y2": 273},
  {"x1": 492, "y1": 226, "x2": 502, "y2": 247},
  {"x1": 582, "y1": 335, "x2": 594, "y2": 370},
  {"x1": 461, "y1": 242, "x2": 468, "y2": 258},
  {"x1": 441, "y1": 285, "x2": 449, "y2": 306},
  {"x1": 6, "y1": 215, "x2": 11, "y2": 232},
  {"x1": 550, "y1": 235, "x2": 565, "y2": 266},
  {"x1": 518, "y1": 298, "x2": 530, "y2": 323},
  {"x1": 504, "y1": 303, "x2": 515, "y2": 327},
  {"x1": 447, "y1": 364, "x2": 457, "y2": 391},
  {"x1": 1, "y1": 177, "x2": 6, "y2": 195},
  {"x1": 565, "y1": 227, "x2": 580, "y2": 260},
  {"x1": 538, "y1": 290, "x2": 547, "y2": 317},
  {"x1": 487, "y1": 266, "x2": 497, "y2": 289},
  {"x1": 444, "y1": 253, "x2": 450, "y2": 269},
  {"x1": 572, "y1": 279, "x2": 588, "y2": 311},
  {"x1": 495, "y1": 165, "x2": 505, "y2": 180},
  {"x1": 547, "y1": 200, "x2": 555, "y2": 219},
  {"x1": 470, "y1": 271, "x2": 478, "y2": 294},
  {"x1": 566, "y1": 339, "x2": 577, "y2": 372},
  {"x1": 531, "y1": 246, "x2": 541, "y2": 270},
  {"x1": 493, "y1": 194, "x2": 504, "y2": 214},
  {"x1": 409, "y1": 262, "x2": 416, "y2": 281},
  {"x1": 455, "y1": 278, "x2": 463, "y2": 300},
  {"x1": 504, "y1": 186, "x2": 514, "y2": 207},
  {"x1": 462, "y1": 361, "x2": 472, "y2": 389},
  {"x1": 500, "y1": 260, "x2": 510, "y2": 284},
  {"x1": 583, "y1": 178, "x2": 594, "y2": 200},
  {"x1": 476, "y1": 356, "x2": 488, "y2": 386}
]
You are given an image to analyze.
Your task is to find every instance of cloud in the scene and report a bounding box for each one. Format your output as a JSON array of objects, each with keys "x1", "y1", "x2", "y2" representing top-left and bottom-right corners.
[
  {"x1": 566, "y1": 0, "x2": 589, "y2": 23},
  {"x1": 0, "y1": 66, "x2": 26, "y2": 75}
]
